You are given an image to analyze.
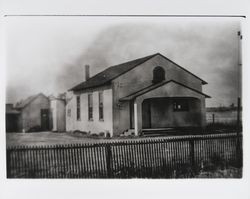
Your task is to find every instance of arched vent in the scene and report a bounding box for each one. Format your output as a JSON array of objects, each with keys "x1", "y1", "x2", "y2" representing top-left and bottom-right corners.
[{"x1": 152, "y1": 66, "x2": 165, "y2": 83}]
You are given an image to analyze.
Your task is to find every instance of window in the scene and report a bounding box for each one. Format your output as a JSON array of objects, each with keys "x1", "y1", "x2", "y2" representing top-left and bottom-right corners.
[
  {"x1": 99, "y1": 92, "x2": 104, "y2": 120},
  {"x1": 67, "y1": 109, "x2": 71, "y2": 117},
  {"x1": 88, "y1": 93, "x2": 93, "y2": 120},
  {"x1": 76, "y1": 96, "x2": 81, "y2": 120},
  {"x1": 152, "y1": 66, "x2": 165, "y2": 83},
  {"x1": 173, "y1": 99, "x2": 189, "y2": 112}
]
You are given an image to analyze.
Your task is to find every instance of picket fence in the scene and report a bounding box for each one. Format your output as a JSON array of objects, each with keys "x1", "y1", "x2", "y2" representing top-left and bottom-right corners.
[{"x1": 6, "y1": 132, "x2": 242, "y2": 178}]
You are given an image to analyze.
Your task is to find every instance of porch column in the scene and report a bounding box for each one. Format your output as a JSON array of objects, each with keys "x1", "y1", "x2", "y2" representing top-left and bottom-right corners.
[{"x1": 134, "y1": 102, "x2": 138, "y2": 136}]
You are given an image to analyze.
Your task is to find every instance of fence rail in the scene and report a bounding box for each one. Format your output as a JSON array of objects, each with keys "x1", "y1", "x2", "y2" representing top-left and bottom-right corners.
[{"x1": 6, "y1": 133, "x2": 242, "y2": 178}]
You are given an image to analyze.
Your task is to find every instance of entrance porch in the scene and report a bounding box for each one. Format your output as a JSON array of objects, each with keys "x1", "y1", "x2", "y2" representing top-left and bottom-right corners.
[
  {"x1": 119, "y1": 80, "x2": 209, "y2": 136},
  {"x1": 130, "y1": 97, "x2": 203, "y2": 135}
]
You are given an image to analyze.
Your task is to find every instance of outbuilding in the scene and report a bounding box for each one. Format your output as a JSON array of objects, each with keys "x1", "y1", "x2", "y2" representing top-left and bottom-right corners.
[
  {"x1": 6, "y1": 104, "x2": 20, "y2": 132},
  {"x1": 15, "y1": 93, "x2": 51, "y2": 132}
]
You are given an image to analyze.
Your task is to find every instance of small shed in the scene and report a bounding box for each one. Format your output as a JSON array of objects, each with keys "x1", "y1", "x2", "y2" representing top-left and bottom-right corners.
[
  {"x1": 6, "y1": 104, "x2": 20, "y2": 132},
  {"x1": 15, "y1": 93, "x2": 51, "y2": 132}
]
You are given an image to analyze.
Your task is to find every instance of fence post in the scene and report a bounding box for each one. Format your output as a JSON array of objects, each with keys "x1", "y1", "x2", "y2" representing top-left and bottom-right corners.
[
  {"x1": 6, "y1": 149, "x2": 11, "y2": 178},
  {"x1": 236, "y1": 97, "x2": 242, "y2": 168},
  {"x1": 236, "y1": 136, "x2": 242, "y2": 168},
  {"x1": 189, "y1": 139, "x2": 195, "y2": 172},
  {"x1": 105, "y1": 144, "x2": 112, "y2": 178},
  {"x1": 237, "y1": 97, "x2": 241, "y2": 134}
]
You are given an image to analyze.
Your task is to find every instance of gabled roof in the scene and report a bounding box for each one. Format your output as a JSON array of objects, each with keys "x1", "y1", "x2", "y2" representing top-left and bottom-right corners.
[
  {"x1": 15, "y1": 93, "x2": 48, "y2": 109},
  {"x1": 69, "y1": 53, "x2": 207, "y2": 91},
  {"x1": 120, "y1": 79, "x2": 211, "y2": 101},
  {"x1": 70, "y1": 53, "x2": 157, "y2": 91}
]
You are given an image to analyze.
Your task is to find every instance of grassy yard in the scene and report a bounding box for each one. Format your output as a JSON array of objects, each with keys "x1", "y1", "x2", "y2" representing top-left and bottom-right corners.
[
  {"x1": 6, "y1": 131, "x2": 203, "y2": 147},
  {"x1": 6, "y1": 131, "x2": 173, "y2": 147},
  {"x1": 6, "y1": 131, "x2": 240, "y2": 148},
  {"x1": 6, "y1": 132, "x2": 108, "y2": 147}
]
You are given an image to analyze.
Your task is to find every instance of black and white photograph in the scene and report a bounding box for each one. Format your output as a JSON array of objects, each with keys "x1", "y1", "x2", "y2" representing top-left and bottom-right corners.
[
  {"x1": 1, "y1": 1, "x2": 250, "y2": 199},
  {"x1": 4, "y1": 16, "x2": 243, "y2": 179}
]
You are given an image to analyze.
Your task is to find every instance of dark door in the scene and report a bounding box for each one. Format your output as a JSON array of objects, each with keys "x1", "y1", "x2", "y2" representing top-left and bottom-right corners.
[
  {"x1": 142, "y1": 99, "x2": 151, "y2": 128},
  {"x1": 6, "y1": 114, "x2": 19, "y2": 132},
  {"x1": 150, "y1": 98, "x2": 171, "y2": 128},
  {"x1": 41, "y1": 109, "x2": 50, "y2": 131}
]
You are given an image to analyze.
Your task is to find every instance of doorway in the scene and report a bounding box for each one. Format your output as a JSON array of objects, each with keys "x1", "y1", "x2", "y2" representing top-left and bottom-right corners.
[
  {"x1": 41, "y1": 109, "x2": 50, "y2": 131},
  {"x1": 142, "y1": 99, "x2": 151, "y2": 128},
  {"x1": 142, "y1": 98, "x2": 171, "y2": 129}
]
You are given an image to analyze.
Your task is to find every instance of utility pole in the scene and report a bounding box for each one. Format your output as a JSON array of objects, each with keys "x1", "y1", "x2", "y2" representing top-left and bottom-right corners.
[
  {"x1": 237, "y1": 31, "x2": 242, "y2": 134},
  {"x1": 236, "y1": 31, "x2": 242, "y2": 168}
]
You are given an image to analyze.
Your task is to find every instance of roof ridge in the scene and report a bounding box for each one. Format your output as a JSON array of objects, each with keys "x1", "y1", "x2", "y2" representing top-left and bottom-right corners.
[
  {"x1": 69, "y1": 52, "x2": 207, "y2": 91},
  {"x1": 85, "y1": 53, "x2": 158, "y2": 82},
  {"x1": 156, "y1": 53, "x2": 207, "y2": 84}
]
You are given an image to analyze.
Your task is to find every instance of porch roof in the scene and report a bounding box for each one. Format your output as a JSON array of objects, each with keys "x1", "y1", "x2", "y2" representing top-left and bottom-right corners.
[{"x1": 119, "y1": 80, "x2": 211, "y2": 101}]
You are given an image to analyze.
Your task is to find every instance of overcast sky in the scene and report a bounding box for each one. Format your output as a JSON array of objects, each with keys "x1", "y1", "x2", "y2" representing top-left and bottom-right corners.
[{"x1": 5, "y1": 17, "x2": 241, "y2": 107}]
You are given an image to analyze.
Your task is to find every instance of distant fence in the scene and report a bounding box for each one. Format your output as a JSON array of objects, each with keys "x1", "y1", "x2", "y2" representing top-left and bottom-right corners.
[
  {"x1": 206, "y1": 110, "x2": 242, "y2": 124},
  {"x1": 6, "y1": 133, "x2": 242, "y2": 178}
]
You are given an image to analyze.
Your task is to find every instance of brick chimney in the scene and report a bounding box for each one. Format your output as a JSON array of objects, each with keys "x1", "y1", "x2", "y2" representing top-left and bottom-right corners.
[{"x1": 85, "y1": 65, "x2": 90, "y2": 81}]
